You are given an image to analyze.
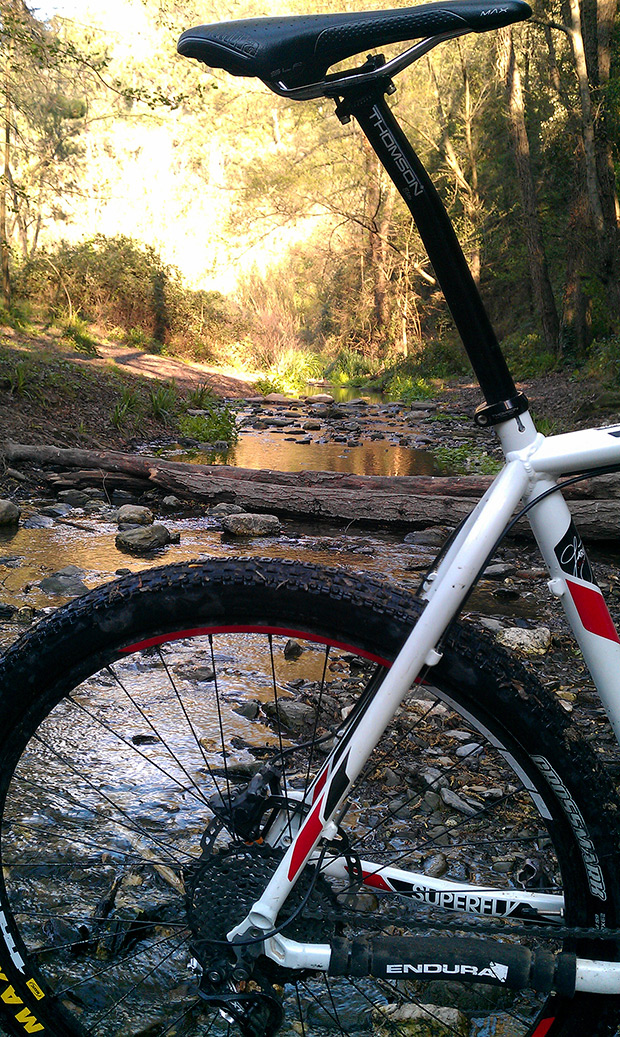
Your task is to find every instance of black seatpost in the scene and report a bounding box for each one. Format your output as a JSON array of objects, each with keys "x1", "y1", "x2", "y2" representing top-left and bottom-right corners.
[{"x1": 333, "y1": 77, "x2": 528, "y2": 426}]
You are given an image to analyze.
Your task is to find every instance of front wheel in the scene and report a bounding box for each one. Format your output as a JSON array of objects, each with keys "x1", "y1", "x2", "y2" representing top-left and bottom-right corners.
[{"x1": 0, "y1": 557, "x2": 618, "y2": 1037}]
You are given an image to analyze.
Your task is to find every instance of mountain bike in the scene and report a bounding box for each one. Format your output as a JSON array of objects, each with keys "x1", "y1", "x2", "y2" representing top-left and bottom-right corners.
[{"x1": 1, "y1": 1, "x2": 620, "y2": 1035}]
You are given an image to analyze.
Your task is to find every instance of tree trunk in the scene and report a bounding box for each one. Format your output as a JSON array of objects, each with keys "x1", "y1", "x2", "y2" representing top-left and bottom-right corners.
[
  {"x1": 0, "y1": 62, "x2": 11, "y2": 308},
  {"x1": 567, "y1": 0, "x2": 620, "y2": 324},
  {"x1": 4, "y1": 442, "x2": 620, "y2": 538},
  {"x1": 497, "y1": 27, "x2": 560, "y2": 355}
]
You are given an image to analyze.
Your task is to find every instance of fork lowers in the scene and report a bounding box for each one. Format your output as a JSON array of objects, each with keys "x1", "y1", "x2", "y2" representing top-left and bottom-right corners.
[{"x1": 328, "y1": 936, "x2": 577, "y2": 996}]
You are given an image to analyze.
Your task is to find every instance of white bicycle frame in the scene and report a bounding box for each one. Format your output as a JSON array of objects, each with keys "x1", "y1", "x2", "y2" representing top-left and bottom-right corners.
[{"x1": 227, "y1": 409, "x2": 620, "y2": 993}]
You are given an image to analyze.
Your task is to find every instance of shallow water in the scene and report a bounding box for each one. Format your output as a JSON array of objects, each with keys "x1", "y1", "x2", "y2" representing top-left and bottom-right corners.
[{"x1": 191, "y1": 430, "x2": 439, "y2": 477}]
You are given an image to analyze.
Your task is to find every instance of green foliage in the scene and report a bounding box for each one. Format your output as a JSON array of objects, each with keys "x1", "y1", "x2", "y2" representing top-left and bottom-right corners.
[
  {"x1": 110, "y1": 385, "x2": 142, "y2": 429},
  {"x1": 256, "y1": 348, "x2": 326, "y2": 396},
  {"x1": 186, "y1": 381, "x2": 215, "y2": 409},
  {"x1": 434, "y1": 444, "x2": 502, "y2": 475},
  {"x1": 326, "y1": 348, "x2": 382, "y2": 385},
  {"x1": 383, "y1": 374, "x2": 436, "y2": 403},
  {"x1": 585, "y1": 337, "x2": 620, "y2": 385},
  {"x1": 178, "y1": 405, "x2": 238, "y2": 444},
  {"x1": 149, "y1": 381, "x2": 178, "y2": 424},
  {"x1": 16, "y1": 237, "x2": 240, "y2": 357},
  {"x1": 2, "y1": 359, "x2": 36, "y2": 397},
  {"x1": 61, "y1": 315, "x2": 98, "y2": 355},
  {"x1": 0, "y1": 302, "x2": 30, "y2": 330},
  {"x1": 501, "y1": 333, "x2": 557, "y2": 379}
]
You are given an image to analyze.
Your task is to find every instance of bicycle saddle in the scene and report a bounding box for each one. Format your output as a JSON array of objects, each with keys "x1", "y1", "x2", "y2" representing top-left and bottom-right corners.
[{"x1": 177, "y1": 0, "x2": 531, "y2": 90}]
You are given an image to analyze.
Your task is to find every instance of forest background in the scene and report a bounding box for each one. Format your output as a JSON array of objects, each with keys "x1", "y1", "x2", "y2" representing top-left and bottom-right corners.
[{"x1": 2, "y1": 0, "x2": 620, "y2": 400}]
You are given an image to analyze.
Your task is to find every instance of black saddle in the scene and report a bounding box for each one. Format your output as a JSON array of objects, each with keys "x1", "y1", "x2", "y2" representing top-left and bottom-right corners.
[{"x1": 178, "y1": 1, "x2": 531, "y2": 90}]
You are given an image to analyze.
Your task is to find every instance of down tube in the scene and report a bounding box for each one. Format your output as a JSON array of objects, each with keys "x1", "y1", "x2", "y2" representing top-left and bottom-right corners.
[
  {"x1": 526, "y1": 481, "x2": 620, "y2": 740},
  {"x1": 230, "y1": 460, "x2": 532, "y2": 939}
]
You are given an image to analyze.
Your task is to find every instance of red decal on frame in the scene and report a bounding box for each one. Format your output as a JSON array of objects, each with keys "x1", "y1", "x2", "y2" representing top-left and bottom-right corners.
[{"x1": 566, "y1": 580, "x2": 620, "y2": 644}]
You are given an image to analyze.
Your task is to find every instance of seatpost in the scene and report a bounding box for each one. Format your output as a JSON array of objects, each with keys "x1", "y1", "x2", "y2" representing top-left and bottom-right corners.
[{"x1": 332, "y1": 78, "x2": 528, "y2": 426}]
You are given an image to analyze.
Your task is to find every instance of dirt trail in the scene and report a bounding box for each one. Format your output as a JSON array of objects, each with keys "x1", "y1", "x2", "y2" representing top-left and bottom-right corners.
[{"x1": 83, "y1": 341, "x2": 257, "y2": 396}]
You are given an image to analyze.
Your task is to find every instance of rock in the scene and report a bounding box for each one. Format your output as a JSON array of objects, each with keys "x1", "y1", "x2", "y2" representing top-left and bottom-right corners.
[
  {"x1": 263, "y1": 393, "x2": 298, "y2": 404},
  {"x1": 283, "y1": 639, "x2": 303, "y2": 660},
  {"x1": 455, "y1": 742, "x2": 483, "y2": 758},
  {"x1": 175, "y1": 664, "x2": 215, "y2": 682},
  {"x1": 373, "y1": 1002, "x2": 467, "y2": 1035},
  {"x1": 307, "y1": 1001, "x2": 371, "y2": 1031},
  {"x1": 0, "y1": 500, "x2": 20, "y2": 526},
  {"x1": 233, "y1": 701, "x2": 260, "y2": 720},
  {"x1": 265, "y1": 699, "x2": 315, "y2": 731},
  {"x1": 440, "y1": 787, "x2": 479, "y2": 816},
  {"x1": 496, "y1": 626, "x2": 552, "y2": 656},
  {"x1": 115, "y1": 524, "x2": 172, "y2": 554},
  {"x1": 423, "y1": 852, "x2": 447, "y2": 877},
  {"x1": 116, "y1": 504, "x2": 154, "y2": 526},
  {"x1": 23, "y1": 514, "x2": 55, "y2": 529},
  {"x1": 57, "y1": 489, "x2": 90, "y2": 507},
  {"x1": 306, "y1": 393, "x2": 334, "y2": 404},
  {"x1": 404, "y1": 526, "x2": 453, "y2": 547},
  {"x1": 484, "y1": 562, "x2": 517, "y2": 579},
  {"x1": 39, "y1": 566, "x2": 89, "y2": 596},
  {"x1": 210, "y1": 502, "x2": 244, "y2": 516},
  {"x1": 0, "y1": 603, "x2": 17, "y2": 619},
  {"x1": 40, "y1": 504, "x2": 72, "y2": 517},
  {"x1": 161, "y1": 495, "x2": 183, "y2": 510},
  {"x1": 302, "y1": 419, "x2": 322, "y2": 430},
  {"x1": 220, "y1": 513, "x2": 281, "y2": 537}
]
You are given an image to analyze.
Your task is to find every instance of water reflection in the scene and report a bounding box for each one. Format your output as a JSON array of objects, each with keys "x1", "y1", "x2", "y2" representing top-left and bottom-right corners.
[{"x1": 183, "y1": 431, "x2": 439, "y2": 477}]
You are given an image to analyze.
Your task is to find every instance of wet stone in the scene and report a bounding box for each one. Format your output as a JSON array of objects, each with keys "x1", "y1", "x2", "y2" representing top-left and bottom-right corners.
[
  {"x1": 57, "y1": 489, "x2": 90, "y2": 507},
  {"x1": 116, "y1": 504, "x2": 154, "y2": 526},
  {"x1": 455, "y1": 742, "x2": 483, "y2": 758},
  {"x1": 373, "y1": 1002, "x2": 467, "y2": 1035},
  {"x1": 210, "y1": 502, "x2": 244, "y2": 516},
  {"x1": 283, "y1": 639, "x2": 303, "y2": 660},
  {"x1": 161, "y1": 495, "x2": 183, "y2": 510},
  {"x1": 423, "y1": 852, "x2": 447, "y2": 877},
  {"x1": 233, "y1": 701, "x2": 260, "y2": 720},
  {"x1": 270, "y1": 699, "x2": 315, "y2": 732},
  {"x1": 174, "y1": 664, "x2": 215, "y2": 683},
  {"x1": 0, "y1": 499, "x2": 20, "y2": 526},
  {"x1": 115, "y1": 524, "x2": 172, "y2": 554},
  {"x1": 39, "y1": 566, "x2": 89, "y2": 596},
  {"x1": 23, "y1": 514, "x2": 55, "y2": 529},
  {"x1": 220, "y1": 513, "x2": 281, "y2": 537}
]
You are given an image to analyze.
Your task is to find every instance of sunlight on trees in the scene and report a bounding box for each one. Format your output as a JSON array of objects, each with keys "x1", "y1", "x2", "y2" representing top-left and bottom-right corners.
[{"x1": 1, "y1": 0, "x2": 620, "y2": 379}]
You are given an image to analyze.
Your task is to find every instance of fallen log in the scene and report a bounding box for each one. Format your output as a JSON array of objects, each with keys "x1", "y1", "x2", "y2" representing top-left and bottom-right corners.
[{"x1": 4, "y1": 441, "x2": 620, "y2": 538}]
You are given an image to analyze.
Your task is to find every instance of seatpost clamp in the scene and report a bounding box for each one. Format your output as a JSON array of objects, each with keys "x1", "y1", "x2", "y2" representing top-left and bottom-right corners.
[{"x1": 474, "y1": 392, "x2": 529, "y2": 427}]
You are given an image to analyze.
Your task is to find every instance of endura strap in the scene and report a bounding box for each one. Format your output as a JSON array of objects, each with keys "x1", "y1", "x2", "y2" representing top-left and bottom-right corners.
[{"x1": 177, "y1": 0, "x2": 531, "y2": 89}]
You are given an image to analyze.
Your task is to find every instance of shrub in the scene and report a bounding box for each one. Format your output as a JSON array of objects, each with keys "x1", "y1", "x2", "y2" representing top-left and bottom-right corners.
[
  {"x1": 178, "y1": 405, "x2": 238, "y2": 444},
  {"x1": 62, "y1": 315, "x2": 98, "y2": 355},
  {"x1": 383, "y1": 374, "x2": 436, "y2": 403},
  {"x1": 149, "y1": 382, "x2": 178, "y2": 424},
  {"x1": 15, "y1": 236, "x2": 241, "y2": 357}
]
